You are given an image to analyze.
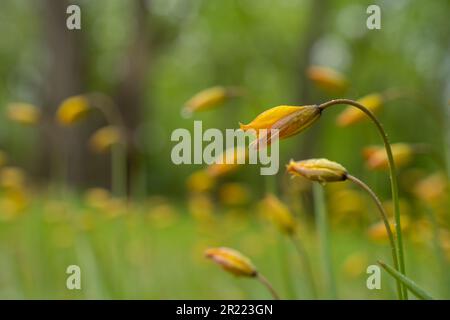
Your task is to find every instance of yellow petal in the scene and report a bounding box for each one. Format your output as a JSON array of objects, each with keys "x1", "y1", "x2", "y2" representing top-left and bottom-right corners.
[
  {"x1": 287, "y1": 158, "x2": 348, "y2": 183},
  {"x1": 363, "y1": 143, "x2": 413, "y2": 170},
  {"x1": 7, "y1": 102, "x2": 41, "y2": 125},
  {"x1": 240, "y1": 105, "x2": 320, "y2": 144},
  {"x1": 89, "y1": 126, "x2": 123, "y2": 153},
  {"x1": 219, "y1": 183, "x2": 250, "y2": 206},
  {"x1": 205, "y1": 247, "x2": 257, "y2": 277},
  {"x1": 56, "y1": 95, "x2": 90, "y2": 126},
  {"x1": 183, "y1": 86, "x2": 242, "y2": 114},
  {"x1": 260, "y1": 193, "x2": 297, "y2": 235},
  {"x1": 337, "y1": 93, "x2": 383, "y2": 127},
  {"x1": 307, "y1": 65, "x2": 348, "y2": 93},
  {"x1": 186, "y1": 170, "x2": 216, "y2": 193}
]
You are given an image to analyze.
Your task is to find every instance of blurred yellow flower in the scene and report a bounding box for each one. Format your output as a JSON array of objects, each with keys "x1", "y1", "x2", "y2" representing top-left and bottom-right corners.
[
  {"x1": 413, "y1": 172, "x2": 448, "y2": 204},
  {"x1": 205, "y1": 247, "x2": 257, "y2": 277},
  {"x1": 307, "y1": 65, "x2": 348, "y2": 93},
  {"x1": 188, "y1": 193, "x2": 215, "y2": 223},
  {"x1": 368, "y1": 215, "x2": 410, "y2": 242},
  {"x1": 0, "y1": 189, "x2": 29, "y2": 220},
  {"x1": 89, "y1": 126, "x2": 123, "y2": 153},
  {"x1": 7, "y1": 102, "x2": 41, "y2": 125},
  {"x1": 183, "y1": 86, "x2": 242, "y2": 114},
  {"x1": 363, "y1": 143, "x2": 413, "y2": 170},
  {"x1": 260, "y1": 193, "x2": 297, "y2": 235},
  {"x1": 186, "y1": 170, "x2": 216, "y2": 193},
  {"x1": 56, "y1": 95, "x2": 90, "y2": 125},
  {"x1": 409, "y1": 219, "x2": 432, "y2": 245},
  {"x1": 207, "y1": 147, "x2": 247, "y2": 178},
  {"x1": 329, "y1": 188, "x2": 365, "y2": 221},
  {"x1": 341, "y1": 252, "x2": 369, "y2": 279},
  {"x1": 148, "y1": 203, "x2": 178, "y2": 229},
  {"x1": 240, "y1": 105, "x2": 321, "y2": 146},
  {"x1": 0, "y1": 166, "x2": 26, "y2": 190},
  {"x1": 287, "y1": 158, "x2": 348, "y2": 183},
  {"x1": 84, "y1": 187, "x2": 111, "y2": 210},
  {"x1": 219, "y1": 183, "x2": 250, "y2": 206},
  {"x1": 336, "y1": 93, "x2": 383, "y2": 127},
  {"x1": 440, "y1": 230, "x2": 450, "y2": 261},
  {"x1": 382, "y1": 199, "x2": 411, "y2": 220}
]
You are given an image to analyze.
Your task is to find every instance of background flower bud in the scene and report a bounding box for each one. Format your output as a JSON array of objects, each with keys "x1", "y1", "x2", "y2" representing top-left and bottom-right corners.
[
  {"x1": 205, "y1": 247, "x2": 257, "y2": 277},
  {"x1": 287, "y1": 158, "x2": 348, "y2": 183},
  {"x1": 56, "y1": 95, "x2": 91, "y2": 126}
]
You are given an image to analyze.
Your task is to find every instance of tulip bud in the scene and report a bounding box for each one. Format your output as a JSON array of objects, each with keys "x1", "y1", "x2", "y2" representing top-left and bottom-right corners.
[
  {"x1": 287, "y1": 158, "x2": 348, "y2": 183},
  {"x1": 205, "y1": 247, "x2": 257, "y2": 277},
  {"x1": 307, "y1": 65, "x2": 348, "y2": 94},
  {"x1": 7, "y1": 102, "x2": 41, "y2": 125},
  {"x1": 336, "y1": 93, "x2": 384, "y2": 127},
  {"x1": 89, "y1": 126, "x2": 123, "y2": 153},
  {"x1": 186, "y1": 170, "x2": 216, "y2": 193},
  {"x1": 413, "y1": 172, "x2": 447, "y2": 204},
  {"x1": 207, "y1": 147, "x2": 247, "y2": 178},
  {"x1": 260, "y1": 193, "x2": 297, "y2": 235},
  {"x1": 368, "y1": 215, "x2": 410, "y2": 242},
  {"x1": 56, "y1": 95, "x2": 91, "y2": 126},
  {"x1": 363, "y1": 143, "x2": 413, "y2": 170},
  {"x1": 219, "y1": 183, "x2": 250, "y2": 206},
  {"x1": 183, "y1": 86, "x2": 243, "y2": 115},
  {"x1": 240, "y1": 105, "x2": 321, "y2": 145},
  {"x1": 0, "y1": 166, "x2": 26, "y2": 190}
]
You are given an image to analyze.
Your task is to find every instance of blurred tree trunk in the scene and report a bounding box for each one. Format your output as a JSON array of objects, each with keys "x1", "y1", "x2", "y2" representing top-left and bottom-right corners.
[
  {"x1": 296, "y1": 0, "x2": 329, "y2": 157},
  {"x1": 114, "y1": 0, "x2": 152, "y2": 196},
  {"x1": 39, "y1": 0, "x2": 89, "y2": 188}
]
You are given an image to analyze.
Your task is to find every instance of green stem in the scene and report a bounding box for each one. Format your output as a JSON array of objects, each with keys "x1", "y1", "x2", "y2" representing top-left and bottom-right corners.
[
  {"x1": 88, "y1": 93, "x2": 128, "y2": 198},
  {"x1": 256, "y1": 273, "x2": 280, "y2": 300},
  {"x1": 319, "y1": 99, "x2": 407, "y2": 299},
  {"x1": 312, "y1": 183, "x2": 337, "y2": 299},
  {"x1": 423, "y1": 203, "x2": 450, "y2": 297},
  {"x1": 346, "y1": 174, "x2": 402, "y2": 299},
  {"x1": 290, "y1": 234, "x2": 318, "y2": 299},
  {"x1": 378, "y1": 261, "x2": 433, "y2": 300},
  {"x1": 277, "y1": 236, "x2": 297, "y2": 299},
  {"x1": 112, "y1": 143, "x2": 127, "y2": 198}
]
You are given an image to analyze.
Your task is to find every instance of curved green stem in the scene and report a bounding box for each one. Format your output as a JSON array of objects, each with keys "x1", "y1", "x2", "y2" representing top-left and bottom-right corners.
[
  {"x1": 312, "y1": 183, "x2": 337, "y2": 299},
  {"x1": 88, "y1": 93, "x2": 128, "y2": 198},
  {"x1": 346, "y1": 174, "x2": 402, "y2": 299},
  {"x1": 289, "y1": 234, "x2": 318, "y2": 299},
  {"x1": 319, "y1": 99, "x2": 407, "y2": 299},
  {"x1": 256, "y1": 273, "x2": 280, "y2": 300}
]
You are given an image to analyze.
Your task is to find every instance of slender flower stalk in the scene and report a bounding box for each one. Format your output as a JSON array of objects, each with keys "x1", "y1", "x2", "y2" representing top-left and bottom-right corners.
[
  {"x1": 289, "y1": 233, "x2": 318, "y2": 299},
  {"x1": 318, "y1": 99, "x2": 407, "y2": 299},
  {"x1": 260, "y1": 193, "x2": 317, "y2": 298},
  {"x1": 87, "y1": 93, "x2": 127, "y2": 197},
  {"x1": 205, "y1": 247, "x2": 280, "y2": 300},
  {"x1": 312, "y1": 183, "x2": 337, "y2": 299},
  {"x1": 287, "y1": 158, "x2": 403, "y2": 299},
  {"x1": 346, "y1": 174, "x2": 402, "y2": 299},
  {"x1": 57, "y1": 93, "x2": 128, "y2": 197},
  {"x1": 256, "y1": 273, "x2": 280, "y2": 300}
]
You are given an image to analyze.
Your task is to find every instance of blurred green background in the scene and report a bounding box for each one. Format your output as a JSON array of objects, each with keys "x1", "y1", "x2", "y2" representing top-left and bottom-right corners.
[{"x1": 0, "y1": 0, "x2": 449, "y2": 299}]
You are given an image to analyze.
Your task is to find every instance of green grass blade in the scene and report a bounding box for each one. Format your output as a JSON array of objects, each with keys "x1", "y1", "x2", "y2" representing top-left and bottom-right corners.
[{"x1": 378, "y1": 261, "x2": 434, "y2": 300}]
